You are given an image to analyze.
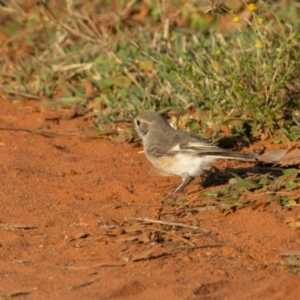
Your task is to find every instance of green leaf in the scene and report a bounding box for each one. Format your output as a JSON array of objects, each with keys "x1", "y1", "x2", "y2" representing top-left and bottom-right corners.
[
  {"x1": 113, "y1": 75, "x2": 132, "y2": 88},
  {"x1": 201, "y1": 190, "x2": 219, "y2": 197},
  {"x1": 219, "y1": 197, "x2": 244, "y2": 210},
  {"x1": 276, "y1": 197, "x2": 299, "y2": 206},
  {"x1": 97, "y1": 79, "x2": 114, "y2": 90},
  {"x1": 259, "y1": 177, "x2": 270, "y2": 185},
  {"x1": 239, "y1": 179, "x2": 260, "y2": 190},
  {"x1": 229, "y1": 178, "x2": 238, "y2": 184},
  {"x1": 136, "y1": 60, "x2": 154, "y2": 71},
  {"x1": 284, "y1": 181, "x2": 297, "y2": 191},
  {"x1": 287, "y1": 199, "x2": 297, "y2": 206},
  {"x1": 220, "y1": 185, "x2": 231, "y2": 195},
  {"x1": 283, "y1": 168, "x2": 298, "y2": 178},
  {"x1": 272, "y1": 136, "x2": 284, "y2": 144}
]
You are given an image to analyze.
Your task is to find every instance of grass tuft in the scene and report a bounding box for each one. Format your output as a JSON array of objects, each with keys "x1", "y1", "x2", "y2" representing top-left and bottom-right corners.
[{"x1": 0, "y1": 0, "x2": 300, "y2": 142}]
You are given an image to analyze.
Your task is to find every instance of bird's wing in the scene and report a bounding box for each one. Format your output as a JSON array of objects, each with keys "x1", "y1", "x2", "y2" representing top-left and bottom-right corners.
[
  {"x1": 146, "y1": 144, "x2": 179, "y2": 158},
  {"x1": 147, "y1": 133, "x2": 220, "y2": 157},
  {"x1": 178, "y1": 135, "x2": 221, "y2": 154},
  {"x1": 146, "y1": 132, "x2": 257, "y2": 161},
  {"x1": 178, "y1": 135, "x2": 257, "y2": 161}
]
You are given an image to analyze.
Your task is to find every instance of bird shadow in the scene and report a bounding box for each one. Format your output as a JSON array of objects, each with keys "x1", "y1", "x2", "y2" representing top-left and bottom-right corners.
[{"x1": 200, "y1": 165, "x2": 284, "y2": 188}]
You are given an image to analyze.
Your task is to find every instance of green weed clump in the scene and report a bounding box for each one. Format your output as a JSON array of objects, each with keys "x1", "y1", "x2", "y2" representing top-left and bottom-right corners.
[
  {"x1": 202, "y1": 168, "x2": 300, "y2": 212},
  {"x1": 0, "y1": 1, "x2": 299, "y2": 140}
]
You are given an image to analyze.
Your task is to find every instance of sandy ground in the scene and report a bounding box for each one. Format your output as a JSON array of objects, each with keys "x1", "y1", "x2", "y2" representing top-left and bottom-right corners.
[{"x1": 0, "y1": 100, "x2": 299, "y2": 300}]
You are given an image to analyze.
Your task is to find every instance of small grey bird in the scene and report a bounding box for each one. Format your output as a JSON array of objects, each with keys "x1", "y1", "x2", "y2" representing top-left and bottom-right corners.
[{"x1": 134, "y1": 112, "x2": 257, "y2": 196}]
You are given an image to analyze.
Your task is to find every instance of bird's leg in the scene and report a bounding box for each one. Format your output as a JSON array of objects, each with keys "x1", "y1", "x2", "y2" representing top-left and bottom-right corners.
[{"x1": 168, "y1": 174, "x2": 195, "y2": 197}]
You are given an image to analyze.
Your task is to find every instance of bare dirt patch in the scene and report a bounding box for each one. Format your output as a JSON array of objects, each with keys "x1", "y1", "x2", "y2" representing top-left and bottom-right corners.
[{"x1": 0, "y1": 100, "x2": 299, "y2": 299}]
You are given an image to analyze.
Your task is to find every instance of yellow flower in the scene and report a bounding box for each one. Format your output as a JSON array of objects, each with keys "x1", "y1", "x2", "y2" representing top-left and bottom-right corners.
[
  {"x1": 233, "y1": 16, "x2": 240, "y2": 23},
  {"x1": 215, "y1": 49, "x2": 221, "y2": 55},
  {"x1": 255, "y1": 40, "x2": 263, "y2": 48},
  {"x1": 247, "y1": 3, "x2": 257, "y2": 11},
  {"x1": 257, "y1": 17, "x2": 264, "y2": 24}
]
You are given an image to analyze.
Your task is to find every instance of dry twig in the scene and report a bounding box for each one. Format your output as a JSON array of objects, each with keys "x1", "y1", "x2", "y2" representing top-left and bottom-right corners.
[
  {"x1": 125, "y1": 216, "x2": 210, "y2": 234},
  {"x1": 69, "y1": 276, "x2": 101, "y2": 290},
  {"x1": 1, "y1": 289, "x2": 35, "y2": 298},
  {"x1": 0, "y1": 223, "x2": 38, "y2": 229},
  {"x1": 146, "y1": 226, "x2": 195, "y2": 246},
  {"x1": 65, "y1": 262, "x2": 126, "y2": 270}
]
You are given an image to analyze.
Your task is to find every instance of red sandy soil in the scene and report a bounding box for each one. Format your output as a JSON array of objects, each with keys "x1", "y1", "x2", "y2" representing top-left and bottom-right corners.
[{"x1": 0, "y1": 99, "x2": 299, "y2": 300}]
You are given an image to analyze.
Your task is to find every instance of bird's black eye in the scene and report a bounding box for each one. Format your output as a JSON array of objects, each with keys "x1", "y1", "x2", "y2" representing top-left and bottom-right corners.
[{"x1": 136, "y1": 120, "x2": 141, "y2": 126}]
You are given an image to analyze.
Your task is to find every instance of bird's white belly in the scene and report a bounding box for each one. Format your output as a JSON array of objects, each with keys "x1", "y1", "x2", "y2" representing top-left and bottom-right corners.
[{"x1": 148, "y1": 153, "x2": 218, "y2": 177}]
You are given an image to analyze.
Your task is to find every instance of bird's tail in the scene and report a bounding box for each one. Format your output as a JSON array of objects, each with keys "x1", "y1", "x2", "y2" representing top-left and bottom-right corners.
[{"x1": 204, "y1": 150, "x2": 258, "y2": 162}]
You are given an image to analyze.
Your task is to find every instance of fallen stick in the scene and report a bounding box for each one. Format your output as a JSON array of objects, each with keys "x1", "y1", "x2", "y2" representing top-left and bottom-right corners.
[
  {"x1": 1, "y1": 289, "x2": 35, "y2": 298},
  {"x1": 124, "y1": 217, "x2": 210, "y2": 234},
  {"x1": 69, "y1": 275, "x2": 101, "y2": 290},
  {"x1": 0, "y1": 223, "x2": 38, "y2": 229}
]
